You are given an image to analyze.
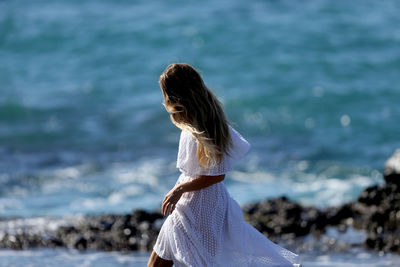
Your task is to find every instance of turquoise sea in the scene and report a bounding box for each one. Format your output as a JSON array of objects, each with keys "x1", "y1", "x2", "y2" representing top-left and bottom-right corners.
[{"x1": 1, "y1": 0, "x2": 400, "y2": 265}]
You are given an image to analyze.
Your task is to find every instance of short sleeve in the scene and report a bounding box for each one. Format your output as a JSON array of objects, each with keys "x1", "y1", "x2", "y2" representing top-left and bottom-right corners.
[{"x1": 176, "y1": 125, "x2": 251, "y2": 177}]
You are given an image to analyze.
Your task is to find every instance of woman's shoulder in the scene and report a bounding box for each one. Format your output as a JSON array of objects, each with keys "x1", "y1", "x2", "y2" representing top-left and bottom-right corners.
[
  {"x1": 178, "y1": 129, "x2": 197, "y2": 153},
  {"x1": 180, "y1": 125, "x2": 250, "y2": 152}
]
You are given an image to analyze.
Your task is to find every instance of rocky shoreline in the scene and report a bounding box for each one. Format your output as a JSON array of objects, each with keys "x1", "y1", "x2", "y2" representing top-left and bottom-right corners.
[{"x1": 1, "y1": 150, "x2": 399, "y2": 254}]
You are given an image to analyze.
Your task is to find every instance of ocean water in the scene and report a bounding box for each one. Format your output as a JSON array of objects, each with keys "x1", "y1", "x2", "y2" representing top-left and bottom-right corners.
[
  {"x1": 1, "y1": 0, "x2": 399, "y2": 218},
  {"x1": 1, "y1": 0, "x2": 400, "y2": 265}
]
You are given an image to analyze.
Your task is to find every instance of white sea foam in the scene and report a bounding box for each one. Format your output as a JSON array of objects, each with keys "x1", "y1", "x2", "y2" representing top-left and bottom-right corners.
[
  {"x1": 0, "y1": 154, "x2": 384, "y2": 217},
  {"x1": 0, "y1": 215, "x2": 85, "y2": 235},
  {"x1": 228, "y1": 164, "x2": 382, "y2": 207}
]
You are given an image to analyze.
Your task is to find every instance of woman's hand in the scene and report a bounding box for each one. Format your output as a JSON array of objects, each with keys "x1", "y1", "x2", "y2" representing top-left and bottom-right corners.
[{"x1": 161, "y1": 185, "x2": 183, "y2": 216}]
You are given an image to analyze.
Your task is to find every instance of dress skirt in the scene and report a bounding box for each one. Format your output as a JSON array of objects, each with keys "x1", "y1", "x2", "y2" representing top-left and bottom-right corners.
[{"x1": 153, "y1": 173, "x2": 301, "y2": 267}]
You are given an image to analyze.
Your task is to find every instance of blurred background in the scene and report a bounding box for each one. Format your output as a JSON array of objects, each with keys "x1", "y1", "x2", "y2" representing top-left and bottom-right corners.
[{"x1": 1, "y1": 0, "x2": 400, "y2": 265}]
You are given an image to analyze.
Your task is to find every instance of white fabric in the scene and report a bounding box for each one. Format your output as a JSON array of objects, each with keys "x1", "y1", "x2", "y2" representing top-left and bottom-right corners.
[
  {"x1": 153, "y1": 125, "x2": 301, "y2": 267},
  {"x1": 176, "y1": 126, "x2": 251, "y2": 177}
]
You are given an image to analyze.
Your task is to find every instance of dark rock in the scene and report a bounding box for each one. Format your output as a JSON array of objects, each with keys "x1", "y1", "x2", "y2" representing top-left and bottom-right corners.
[
  {"x1": 325, "y1": 204, "x2": 354, "y2": 225},
  {"x1": 384, "y1": 149, "x2": 400, "y2": 186},
  {"x1": 74, "y1": 236, "x2": 87, "y2": 250},
  {"x1": 48, "y1": 236, "x2": 64, "y2": 247},
  {"x1": 243, "y1": 197, "x2": 324, "y2": 238},
  {"x1": 132, "y1": 209, "x2": 163, "y2": 224},
  {"x1": 358, "y1": 185, "x2": 383, "y2": 205}
]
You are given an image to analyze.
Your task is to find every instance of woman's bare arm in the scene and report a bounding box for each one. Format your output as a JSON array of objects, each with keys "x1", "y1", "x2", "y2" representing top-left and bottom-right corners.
[{"x1": 161, "y1": 174, "x2": 225, "y2": 215}]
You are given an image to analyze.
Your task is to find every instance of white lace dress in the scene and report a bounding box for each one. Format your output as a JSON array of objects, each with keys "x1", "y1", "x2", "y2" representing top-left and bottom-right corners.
[{"x1": 153, "y1": 126, "x2": 301, "y2": 267}]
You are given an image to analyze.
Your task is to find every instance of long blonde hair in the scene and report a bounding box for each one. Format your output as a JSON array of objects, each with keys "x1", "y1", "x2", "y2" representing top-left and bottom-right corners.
[{"x1": 159, "y1": 63, "x2": 232, "y2": 168}]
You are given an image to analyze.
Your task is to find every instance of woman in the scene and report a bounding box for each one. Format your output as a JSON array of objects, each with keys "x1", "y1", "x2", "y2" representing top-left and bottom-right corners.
[{"x1": 148, "y1": 63, "x2": 301, "y2": 267}]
